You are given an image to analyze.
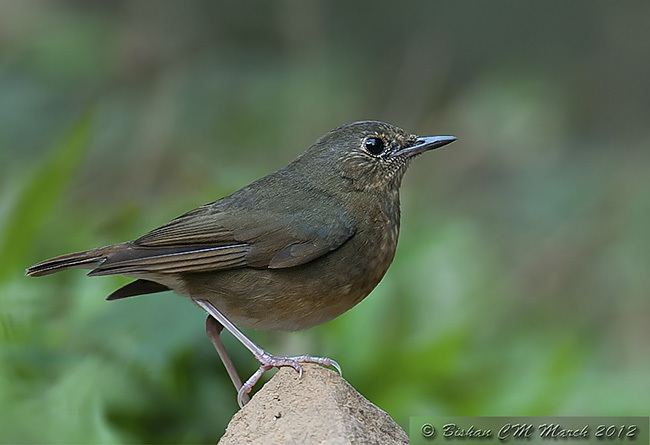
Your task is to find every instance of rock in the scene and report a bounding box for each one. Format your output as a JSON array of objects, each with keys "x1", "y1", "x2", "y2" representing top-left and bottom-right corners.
[{"x1": 218, "y1": 364, "x2": 408, "y2": 445}]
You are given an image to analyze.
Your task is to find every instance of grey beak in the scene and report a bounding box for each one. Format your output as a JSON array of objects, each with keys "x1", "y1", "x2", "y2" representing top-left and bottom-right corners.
[{"x1": 392, "y1": 135, "x2": 457, "y2": 158}]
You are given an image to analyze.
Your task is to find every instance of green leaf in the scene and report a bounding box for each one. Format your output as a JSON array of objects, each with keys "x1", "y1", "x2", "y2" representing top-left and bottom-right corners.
[{"x1": 0, "y1": 112, "x2": 93, "y2": 283}]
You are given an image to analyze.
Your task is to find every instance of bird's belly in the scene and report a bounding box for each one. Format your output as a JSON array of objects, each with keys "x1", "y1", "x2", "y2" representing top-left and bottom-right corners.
[{"x1": 181, "y1": 232, "x2": 397, "y2": 331}]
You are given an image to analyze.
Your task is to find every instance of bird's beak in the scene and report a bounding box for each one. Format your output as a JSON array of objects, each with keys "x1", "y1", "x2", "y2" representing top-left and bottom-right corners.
[{"x1": 391, "y1": 135, "x2": 457, "y2": 158}]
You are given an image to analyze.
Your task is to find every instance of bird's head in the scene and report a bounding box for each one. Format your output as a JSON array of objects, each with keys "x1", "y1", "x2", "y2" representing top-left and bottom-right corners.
[{"x1": 298, "y1": 120, "x2": 456, "y2": 192}]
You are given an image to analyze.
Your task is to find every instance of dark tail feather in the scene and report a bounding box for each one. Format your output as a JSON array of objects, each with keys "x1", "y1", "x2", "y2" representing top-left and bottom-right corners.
[
  {"x1": 106, "y1": 279, "x2": 170, "y2": 301},
  {"x1": 26, "y1": 247, "x2": 109, "y2": 277}
]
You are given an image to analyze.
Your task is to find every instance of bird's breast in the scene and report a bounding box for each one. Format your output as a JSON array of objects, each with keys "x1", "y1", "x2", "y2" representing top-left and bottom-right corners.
[{"x1": 347, "y1": 197, "x2": 401, "y2": 300}]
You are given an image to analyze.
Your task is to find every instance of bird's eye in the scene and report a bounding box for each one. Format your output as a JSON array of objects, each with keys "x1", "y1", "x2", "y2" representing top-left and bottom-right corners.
[{"x1": 364, "y1": 137, "x2": 385, "y2": 155}]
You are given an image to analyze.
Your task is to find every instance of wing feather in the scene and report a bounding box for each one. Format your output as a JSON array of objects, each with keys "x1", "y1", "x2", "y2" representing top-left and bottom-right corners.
[
  {"x1": 88, "y1": 244, "x2": 249, "y2": 276},
  {"x1": 90, "y1": 182, "x2": 357, "y2": 276}
]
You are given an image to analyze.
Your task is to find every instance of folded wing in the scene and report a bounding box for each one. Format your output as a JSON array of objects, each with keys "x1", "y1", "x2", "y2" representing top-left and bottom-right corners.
[{"x1": 87, "y1": 198, "x2": 356, "y2": 276}]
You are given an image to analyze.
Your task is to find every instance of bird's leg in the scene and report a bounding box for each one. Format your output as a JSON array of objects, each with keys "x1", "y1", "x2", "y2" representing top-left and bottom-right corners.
[
  {"x1": 194, "y1": 298, "x2": 342, "y2": 408},
  {"x1": 204, "y1": 316, "x2": 250, "y2": 406}
]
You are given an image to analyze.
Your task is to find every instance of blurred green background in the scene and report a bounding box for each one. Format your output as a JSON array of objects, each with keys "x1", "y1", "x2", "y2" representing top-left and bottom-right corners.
[{"x1": 1, "y1": 1, "x2": 649, "y2": 443}]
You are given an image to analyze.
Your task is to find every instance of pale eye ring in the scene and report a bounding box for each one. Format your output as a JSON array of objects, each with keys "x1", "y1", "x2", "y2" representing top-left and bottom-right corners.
[{"x1": 364, "y1": 137, "x2": 385, "y2": 155}]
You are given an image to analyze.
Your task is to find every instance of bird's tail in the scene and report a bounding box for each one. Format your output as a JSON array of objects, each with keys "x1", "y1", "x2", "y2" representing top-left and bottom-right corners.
[{"x1": 26, "y1": 246, "x2": 110, "y2": 277}]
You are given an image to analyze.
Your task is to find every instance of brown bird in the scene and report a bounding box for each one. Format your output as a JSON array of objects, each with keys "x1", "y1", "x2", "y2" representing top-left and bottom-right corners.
[{"x1": 27, "y1": 120, "x2": 456, "y2": 406}]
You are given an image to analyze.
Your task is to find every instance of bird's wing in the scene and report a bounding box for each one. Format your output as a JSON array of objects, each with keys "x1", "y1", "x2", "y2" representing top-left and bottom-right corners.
[{"x1": 88, "y1": 198, "x2": 356, "y2": 276}]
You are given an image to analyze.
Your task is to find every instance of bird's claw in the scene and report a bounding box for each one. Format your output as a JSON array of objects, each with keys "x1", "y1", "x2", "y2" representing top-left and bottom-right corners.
[
  {"x1": 288, "y1": 354, "x2": 342, "y2": 376},
  {"x1": 236, "y1": 353, "x2": 342, "y2": 408}
]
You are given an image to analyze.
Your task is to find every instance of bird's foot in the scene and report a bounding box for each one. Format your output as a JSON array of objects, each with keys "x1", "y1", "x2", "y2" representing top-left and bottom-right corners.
[{"x1": 237, "y1": 352, "x2": 342, "y2": 407}]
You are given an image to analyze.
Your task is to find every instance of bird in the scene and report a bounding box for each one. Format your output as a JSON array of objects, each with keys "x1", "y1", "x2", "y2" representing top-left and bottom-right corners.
[{"x1": 26, "y1": 120, "x2": 456, "y2": 406}]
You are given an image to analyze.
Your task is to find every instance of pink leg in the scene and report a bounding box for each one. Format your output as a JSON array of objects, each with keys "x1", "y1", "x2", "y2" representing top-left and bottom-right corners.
[
  {"x1": 205, "y1": 316, "x2": 250, "y2": 406},
  {"x1": 194, "y1": 299, "x2": 342, "y2": 408}
]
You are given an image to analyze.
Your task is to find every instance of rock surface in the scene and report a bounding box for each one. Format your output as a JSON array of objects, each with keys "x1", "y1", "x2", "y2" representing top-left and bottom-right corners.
[{"x1": 218, "y1": 364, "x2": 408, "y2": 445}]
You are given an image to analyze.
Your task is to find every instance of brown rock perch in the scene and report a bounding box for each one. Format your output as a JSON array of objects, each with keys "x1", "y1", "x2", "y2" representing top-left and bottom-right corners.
[{"x1": 218, "y1": 364, "x2": 408, "y2": 445}]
